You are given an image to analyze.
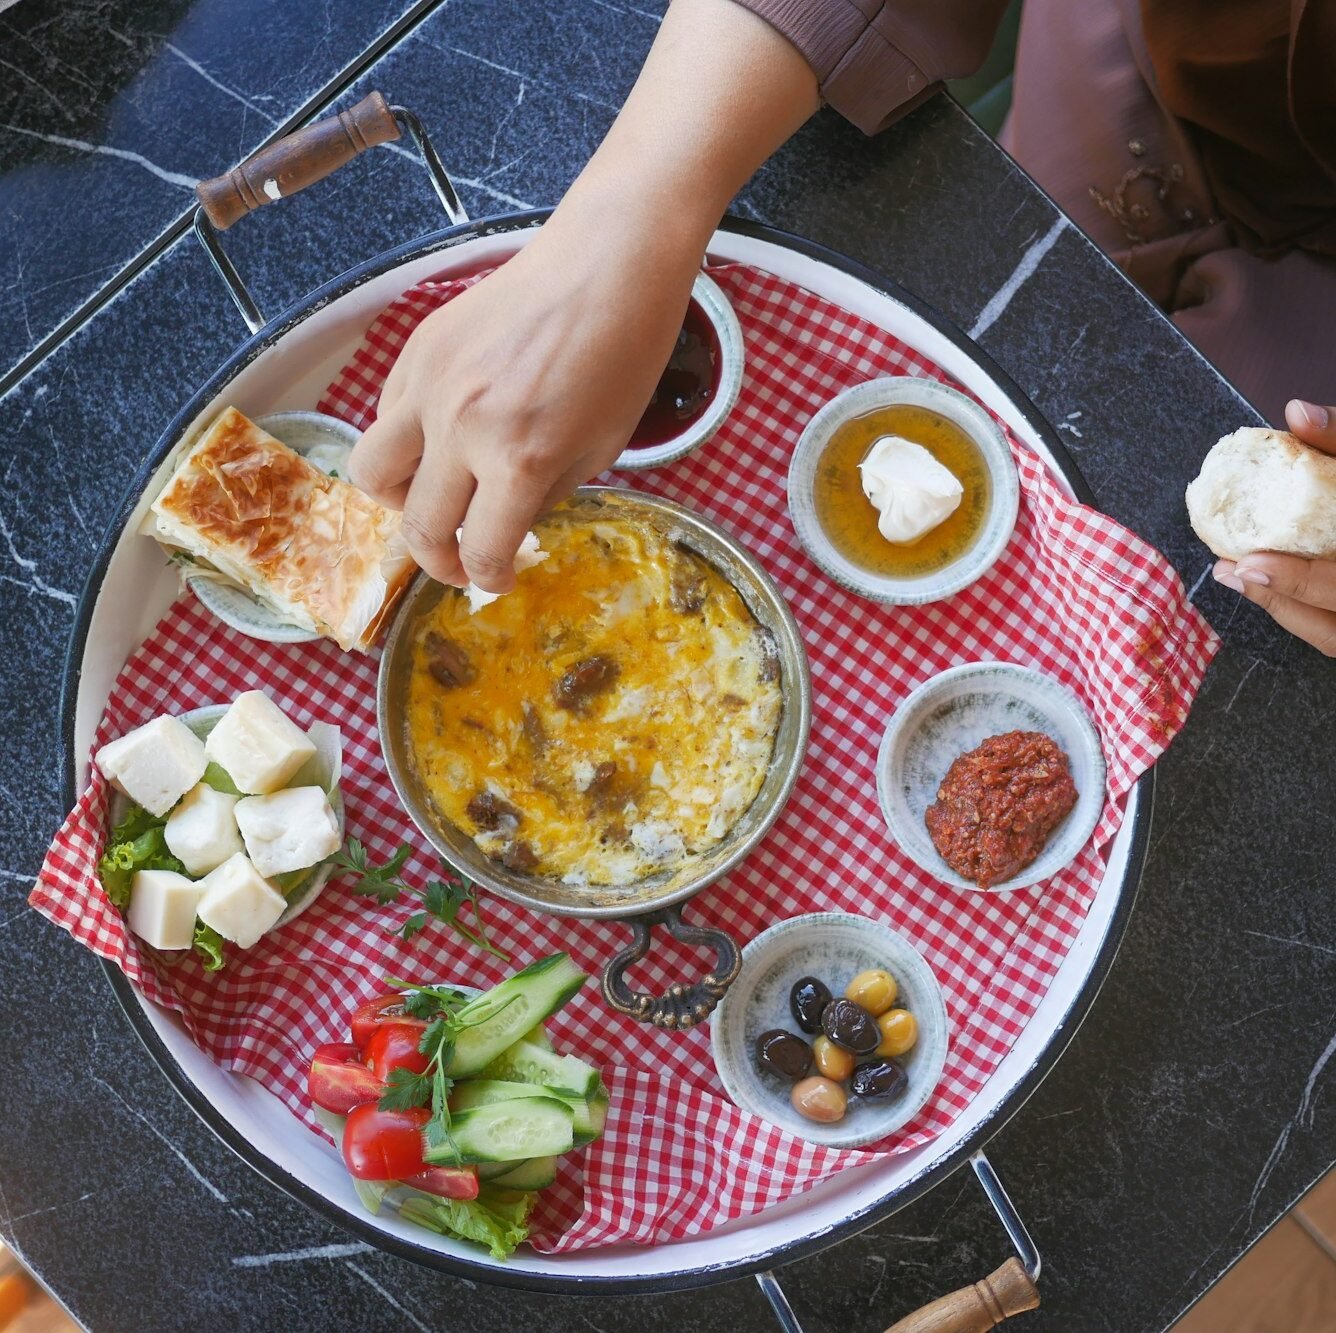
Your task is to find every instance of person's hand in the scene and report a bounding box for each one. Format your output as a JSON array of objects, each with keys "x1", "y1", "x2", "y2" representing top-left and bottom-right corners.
[
  {"x1": 1213, "y1": 398, "x2": 1336, "y2": 655},
  {"x1": 347, "y1": 0, "x2": 817, "y2": 593},
  {"x1": 349, "y1": 221, "x2": 698, "y2": 592}
]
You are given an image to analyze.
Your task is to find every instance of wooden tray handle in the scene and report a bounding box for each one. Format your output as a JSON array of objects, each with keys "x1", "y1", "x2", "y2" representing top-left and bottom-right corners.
[
  {"x1": 884, "y1": 1258, "x2": 1039, "y2": 1333},
  {"x1": 196, "y1": 91, "x2": 401, "y2": 230}
]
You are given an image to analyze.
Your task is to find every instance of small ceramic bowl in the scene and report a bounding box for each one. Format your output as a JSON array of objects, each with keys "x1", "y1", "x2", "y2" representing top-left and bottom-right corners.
[
  {"x1": 106, "y1": 704, "x2": 345, "y2": 932},
  {"x1": 614, "y1": 271, "x2": 745, "y2": 471},
  {"x1": 182, "y1": 410, "x2": 361, "y2": 644},
  {"x1": 876, "y1": 662, "x2": 1106, "y2": 893},
  {"x1": 787, "y1": 376, "x2": 1019, "y2": 604},
  {"x1": 710, "y1": 912, "x2": 949, "y2": 1149}
]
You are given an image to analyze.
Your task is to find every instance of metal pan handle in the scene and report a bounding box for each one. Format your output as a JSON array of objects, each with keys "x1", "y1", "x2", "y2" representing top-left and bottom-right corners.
[
  {"x1": 756, "y1": 1152, "x2": 1041, "y2": 1332},
  {"x1": 601, "y1": 903, "x2": 741, "y2": 1030},
  {"x1": 192, "y1": 94, "x2": 468, "y2": 332}
]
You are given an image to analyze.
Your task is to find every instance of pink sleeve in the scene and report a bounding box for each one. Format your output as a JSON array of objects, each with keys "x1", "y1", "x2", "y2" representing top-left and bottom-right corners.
[{"x1": 727, "y1": 0, "x2": 1012, "y2": 134}]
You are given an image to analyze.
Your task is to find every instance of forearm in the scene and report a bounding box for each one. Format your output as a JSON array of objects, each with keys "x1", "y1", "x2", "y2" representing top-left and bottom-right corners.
[{"x1": 541, "y1": 0, "x2": 819, "y2": 257}]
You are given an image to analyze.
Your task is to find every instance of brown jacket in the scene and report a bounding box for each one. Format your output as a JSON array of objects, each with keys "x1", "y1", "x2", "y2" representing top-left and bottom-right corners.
[{"x1": 732, "y1": 0, "x2": 1336, "y2": 257}]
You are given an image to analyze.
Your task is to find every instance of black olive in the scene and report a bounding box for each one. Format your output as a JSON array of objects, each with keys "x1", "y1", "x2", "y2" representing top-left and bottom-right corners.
[
  {"x1": 821, "y1": 998, "x2": 879, "y2": 1054},
  {"x1": 755, "y1": 1029, "x2": 811, "y2": 1080},
  {"x1": 789, "y1": 977, "x2": 832, "y2": 1034},
  {"x1": 850, "y1": 1059, "x2": 908, "y2": 1100}
]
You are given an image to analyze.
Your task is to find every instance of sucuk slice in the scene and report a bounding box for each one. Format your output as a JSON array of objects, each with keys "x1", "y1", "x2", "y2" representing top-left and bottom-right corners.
[
  {"x1": 445, "y1": 953, "x2": 587, "y2": 1078},
  {"x1": 424, "y1": 1097, "x2": 574, "y2": 1166},
  {"x1": 479, "y1": 1038, "x2": 601, "y2": 1099},
  {"x1": 488, "y1": 1156, "x2": 558, "y2": 1191}
]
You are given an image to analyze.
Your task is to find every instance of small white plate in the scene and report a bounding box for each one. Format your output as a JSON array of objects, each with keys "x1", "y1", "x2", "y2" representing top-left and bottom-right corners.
[
  {"x1": 787, "y1": 376, "x2": 1019, "y2": 604},
  {"x1": 107, "y1": 704, "x2": 345, "y2": 930},
  {"x1": 710, "y1": 912, "x2": 949, "y2": 1149},
  {"x1": 181, "y1": 411, "x2": 361, "y2": 644},
  {"x1": 876, "y1": 662, "x2": 1106, "y2": 893},
  {"x1": 614, "y1": 272, "x2": 745, "y2": 471}
]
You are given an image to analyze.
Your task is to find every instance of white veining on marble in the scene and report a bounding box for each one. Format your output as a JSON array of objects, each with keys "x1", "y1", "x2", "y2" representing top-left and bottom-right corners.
[
  {"x1": 0, "y1": 123, "x2": 200, "y2": 189},
  {"x1": 344, "y1": 1262, "x2": 433, "y2": 1333},
  {"x1": 233, "y1": 1241, "x2": 375, "y2": 1267},
  {"x1": 91, "y1": 1074, "x2": 230, "y2": 1205},
  {"x1": 1246, "y1": 1027, "x2": 1336, "y2": 1221},
  {"x1": 163, "y1": 42, "x2": 281, "y2": 129},
  {"x1": 0, "y1": 507, "x2": 75, "y2": 608},
  {"x1": 968, "y1": 216, "x2": 1068, "y2": 340},
  {"x1": 1186, "y1": 563, "x2": 1213, "y2": 602}
]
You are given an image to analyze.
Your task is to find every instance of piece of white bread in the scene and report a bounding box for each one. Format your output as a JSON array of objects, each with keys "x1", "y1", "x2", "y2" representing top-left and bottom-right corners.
[
  {"x1": 1185, "y1": 427, "x2": 1336, "y2": 561},
  {"x1": 148, "y1": 407, "x2": 416, "y2": 651}
]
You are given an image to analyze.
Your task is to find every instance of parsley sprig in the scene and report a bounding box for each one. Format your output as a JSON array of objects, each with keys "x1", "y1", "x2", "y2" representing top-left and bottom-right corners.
[
  {"x1": 375, "y1": 979, "x2": 519, "y2": 1159},
  {"x1": 329, "y1": 840, "x2": 509, "y2": 960}
]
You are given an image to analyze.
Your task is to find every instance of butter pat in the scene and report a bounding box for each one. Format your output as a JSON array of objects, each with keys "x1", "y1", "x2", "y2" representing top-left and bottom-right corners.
[
  {"x1": 165, "y1": 782, "x2": 242, "y2": 876},
  {"x1": 127, "y1": 869, "x2": 206, "y2": 950},
  {"x1": 196, "y1": 852, "x2": 287, "y2": 949},
  {"x1": 234, "y1": 785, "x2": 341, "y2": 878},
  {"x1": 204, "y1": 691, "x2": 316, "y2": 794},
  {"x1": 464, "y1": 531, "x2": 549, "y2": 614},
  {"x1": 97, "y1": 716, "x2": 207, "y2": 817},
  {"x1": 858, "y1": 436, "x2": 963, "y2": 544}
]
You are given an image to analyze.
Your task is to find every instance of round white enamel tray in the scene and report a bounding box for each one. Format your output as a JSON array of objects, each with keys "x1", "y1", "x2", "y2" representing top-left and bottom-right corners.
[{"x1": 66, "y1": 217, "x2": 1146, "y2": 1292}]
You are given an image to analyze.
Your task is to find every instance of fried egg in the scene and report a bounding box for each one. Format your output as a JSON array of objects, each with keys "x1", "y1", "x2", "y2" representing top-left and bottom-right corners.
[{"x1": 403, "y1": 501, "x2": 782, "y2": 885}]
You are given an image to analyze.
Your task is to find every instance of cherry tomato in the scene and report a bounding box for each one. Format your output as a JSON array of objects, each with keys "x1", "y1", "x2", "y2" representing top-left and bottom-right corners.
[
  {"x1": 308, "y1": 1043, "x2": 383, "y2": 1115},
  {"x1": 342, "y1": 1104, "x2": 431, "y2": 1180},
  {"x1": 364, "y1": 1023, "x2": 432, "y2": 1081},
  {"x1": 405, "y1": 1166, "x2": 479, "y2": 1200},
  {"x1": 350, "y1": 995, "x2": 428, "y2": 1052}
]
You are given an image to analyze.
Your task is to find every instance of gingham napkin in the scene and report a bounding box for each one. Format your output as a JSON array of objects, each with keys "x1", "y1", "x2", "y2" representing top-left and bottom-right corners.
[{"x1": 31, "y1": 263, "x2": 1218, "y2": 1251}]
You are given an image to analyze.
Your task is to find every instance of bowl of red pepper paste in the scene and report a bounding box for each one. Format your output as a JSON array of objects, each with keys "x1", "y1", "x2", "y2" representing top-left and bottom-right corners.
[{"x1": 875, "y1": 662, "x2": 1107, "y2": 893}]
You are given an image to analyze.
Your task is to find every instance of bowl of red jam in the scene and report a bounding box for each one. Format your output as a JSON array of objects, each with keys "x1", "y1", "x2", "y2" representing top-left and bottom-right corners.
[{"x1": 616, "y1": 271, "x2": 744, "y2": 470}]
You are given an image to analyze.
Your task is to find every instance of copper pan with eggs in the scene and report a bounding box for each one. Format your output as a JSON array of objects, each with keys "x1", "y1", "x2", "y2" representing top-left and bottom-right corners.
[{"x1": 64, "y1": 95, "x2": 1150, "y2": 1292}]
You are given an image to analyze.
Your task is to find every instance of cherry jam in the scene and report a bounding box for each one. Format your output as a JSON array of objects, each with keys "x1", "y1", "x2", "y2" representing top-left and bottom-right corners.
[{"x1": 630, "y1": 299, "x2": 722, "y2": 448}]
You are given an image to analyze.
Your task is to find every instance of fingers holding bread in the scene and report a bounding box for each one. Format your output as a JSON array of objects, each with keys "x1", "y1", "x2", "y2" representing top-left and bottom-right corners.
[{"x1": 1188, "y1": 402, "x2": 1336, "y2": 654}]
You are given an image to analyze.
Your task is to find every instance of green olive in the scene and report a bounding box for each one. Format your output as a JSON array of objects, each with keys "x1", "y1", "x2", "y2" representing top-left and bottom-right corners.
[
  {"x1": 813, "y1": 1035, "x2": 856, "y2": 1081},
  {"x1": 846, "y1": 968, "x2": 898, "y2": 1017},
  {"x1": 876, "y1": 1008, "x2": 918, "y2": 1057},
  {"x1": 791, "y1": 1076, "x2": 847, "y2": 1123}
]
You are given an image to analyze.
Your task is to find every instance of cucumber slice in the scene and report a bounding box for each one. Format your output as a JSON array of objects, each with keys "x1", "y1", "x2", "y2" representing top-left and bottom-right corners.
[
  {"x1": 450, "y1": 1076, "x2": 607, "y2": 1148},
  {"x1": 522, "y1": 1022, "x2": 555, "y2": 1051},
  {"x1": 446, "y1": 954, "x2": 587, "y2": 1078},
  {"x1": 449, "y1": 1080, "x2": 540, "y2": 1112},
  {"x1": 480, "y1": 1038, "x2": 600, "y2": 1098},
  {"x1": 425, "y1": 1097, "x2": 574, "y2": 1165},
  {"x1": 476, "y1": 1159, "x2": 523, "y2": 1182},
  {"x1": 572, "y1": 1086, "x2": 609, "y2": 1149},
  {"x1": 489, "y1": 1156, "x2": 557, "y2": 1191}
]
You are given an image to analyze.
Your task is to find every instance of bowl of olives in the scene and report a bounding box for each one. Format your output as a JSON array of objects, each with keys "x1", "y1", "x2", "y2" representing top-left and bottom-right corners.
[{"x1": 709, "y1": 912, "x2": 949, "y2": 1148}]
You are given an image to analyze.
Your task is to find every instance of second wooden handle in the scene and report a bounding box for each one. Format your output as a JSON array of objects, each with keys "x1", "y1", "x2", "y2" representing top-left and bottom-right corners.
[
  {"x1": 196, "y1": 91, "x2": 401, "y2": 230},
  {"x1": 884, "y1": 1258, "x2": 1040, "y2": 1333}
]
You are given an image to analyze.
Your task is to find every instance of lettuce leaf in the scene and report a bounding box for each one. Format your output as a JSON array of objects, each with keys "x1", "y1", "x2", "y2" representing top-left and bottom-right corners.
[
  {"x1": 97, "y1": 804, "x2": 186, "y2": 908},
  {"x1": 193, "y1": 921, "x2": 226, "y2": 972},
  {"x1": 200, "y1": 761, "x2": 241, "y2": 796},
  {"x1": 395, "y1": 1187, "x2": 535, "y2": 1260}
]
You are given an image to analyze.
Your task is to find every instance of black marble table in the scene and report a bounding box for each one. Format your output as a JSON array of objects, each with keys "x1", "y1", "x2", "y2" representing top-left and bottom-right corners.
[{"x1": 2, "y1": 3, "x2": 1331, "y2": 1330}]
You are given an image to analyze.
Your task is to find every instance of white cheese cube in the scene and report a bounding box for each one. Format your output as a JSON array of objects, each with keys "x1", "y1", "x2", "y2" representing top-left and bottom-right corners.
[
  {"x1": 96, "y1": 716, "x2": 208, "y2": 817},
  {"x1": 234, "y1": 786, "x2": 341, "y2": 878},
  {"x1": 127, "y1": 869, "x2": 206, "y2": 951},
  {"x1": 204, "y1": 691, "x2": 317, "y2": 794},
  {"x1": 164, "y1": 782, "x2": 242, "y2": 876},
  {"x1": 196, "y1": 852, "x2": 287, "y2": 949}
]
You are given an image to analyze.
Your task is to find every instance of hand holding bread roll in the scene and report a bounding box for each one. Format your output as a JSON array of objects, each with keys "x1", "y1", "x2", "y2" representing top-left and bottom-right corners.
[
  {"x1": 1187, "y1": 424, "x2": 1336, "y2": 561},
  {"x1": 1193, "y1": 399, "x2": 1336, "y2": 657}
]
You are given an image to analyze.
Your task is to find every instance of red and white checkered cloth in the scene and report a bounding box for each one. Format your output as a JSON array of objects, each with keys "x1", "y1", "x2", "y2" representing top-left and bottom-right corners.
[{"x1": 32, "y1": 263, "x2": 1218, "y2": 1253}]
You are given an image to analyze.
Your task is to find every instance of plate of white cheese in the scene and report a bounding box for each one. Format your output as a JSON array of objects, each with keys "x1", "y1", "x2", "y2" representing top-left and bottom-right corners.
[{"x1": 96, "y1": 690, "x2": 344, "y2": 969}]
